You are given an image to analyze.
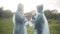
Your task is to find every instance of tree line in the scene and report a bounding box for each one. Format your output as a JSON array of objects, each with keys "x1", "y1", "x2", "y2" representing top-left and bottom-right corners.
[
  {"x1": 0, "y1": 7, "x2": 13, "y2": 18},
  {"x1": 0, "y1": 7, "x2": 60, "y2": 24}
]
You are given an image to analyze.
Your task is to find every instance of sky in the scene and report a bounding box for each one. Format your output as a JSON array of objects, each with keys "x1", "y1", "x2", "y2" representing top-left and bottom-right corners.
[{"x1": 0, "y1": 0, "x2": 60, "y2": 13}]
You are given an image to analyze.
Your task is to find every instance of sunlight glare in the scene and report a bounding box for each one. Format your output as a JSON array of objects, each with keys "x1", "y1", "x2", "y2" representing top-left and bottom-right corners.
[{"x1": 0, "y1": 0, "x2": 44, "y2": 13}]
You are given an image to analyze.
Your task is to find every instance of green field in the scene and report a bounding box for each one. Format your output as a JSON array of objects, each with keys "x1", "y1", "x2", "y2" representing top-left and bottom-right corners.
[{"x1": 0, "y1": 18, "x2": 60, "y2": 34}]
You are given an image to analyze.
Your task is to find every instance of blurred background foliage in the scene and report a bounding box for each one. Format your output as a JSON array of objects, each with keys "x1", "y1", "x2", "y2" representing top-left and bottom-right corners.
[{"x1": 0, "y1": 7, "x2": 60, "y2": 34}]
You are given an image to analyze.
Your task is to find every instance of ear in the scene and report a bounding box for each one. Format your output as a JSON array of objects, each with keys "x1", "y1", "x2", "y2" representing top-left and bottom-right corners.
[{"x1": 37, "y1": 5, "x2": 43, "y2": 13}]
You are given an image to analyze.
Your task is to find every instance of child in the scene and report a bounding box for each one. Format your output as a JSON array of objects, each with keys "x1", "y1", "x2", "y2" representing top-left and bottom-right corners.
[
  {"x1": 13, "y1": 3, "x2": 27, "y2": 34},
  {"x1": 31, "y1": 5, "x2": 50, "y2": 34}
]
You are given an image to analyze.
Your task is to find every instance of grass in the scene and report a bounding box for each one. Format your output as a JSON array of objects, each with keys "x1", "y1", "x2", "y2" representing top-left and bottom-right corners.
[
  {"x1": 0, "y1": 18, "x2": 60, "y2": 34},
  {"x1": 26, "y1": 25, "x2": 34, "y2": 34},
  {"x1": 49, "y1": 23, "x2": 60, "y2": 34},
  {"x1": 0, "y1": 18, "x2": 13, "y2": 34}
]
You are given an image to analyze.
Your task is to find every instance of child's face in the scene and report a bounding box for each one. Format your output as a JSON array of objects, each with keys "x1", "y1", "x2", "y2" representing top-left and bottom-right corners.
[
  {"x1": 37, "y1": 5, "x2": 43, "y2": 13},
  {"x1": 30, "y1": 10, "x2": 36, "y2": 16},
  {"x1": 18, "y1": 4, "x2": 24, "y2": 11}
]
